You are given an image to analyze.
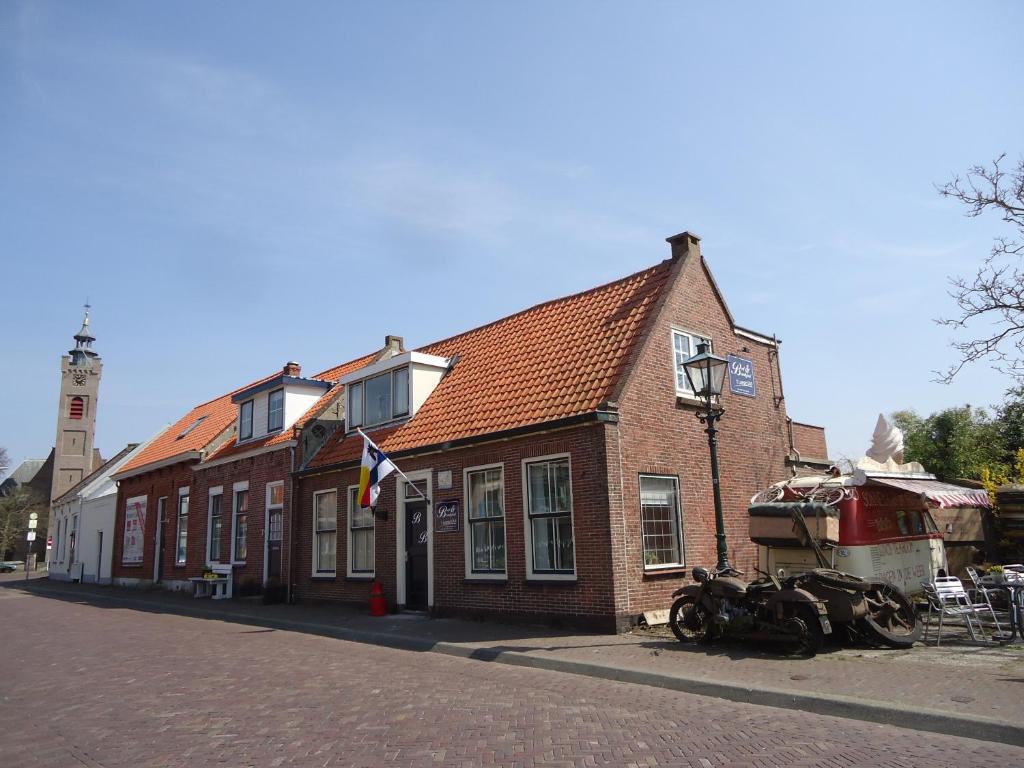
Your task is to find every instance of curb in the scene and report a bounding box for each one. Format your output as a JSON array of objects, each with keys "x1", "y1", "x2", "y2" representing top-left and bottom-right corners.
[{"x1": 15, "y1": 582, "x2": 1024, "y2": 748}]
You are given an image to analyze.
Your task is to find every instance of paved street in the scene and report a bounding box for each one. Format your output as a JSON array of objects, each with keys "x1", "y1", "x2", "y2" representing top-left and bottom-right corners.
[{"x1": 1, "y1": 586, "x2": 1022, "y2": 767}]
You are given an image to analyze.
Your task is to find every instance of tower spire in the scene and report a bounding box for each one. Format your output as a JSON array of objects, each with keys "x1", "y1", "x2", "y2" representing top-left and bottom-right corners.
[{"x1": 70, "y1": 302, "x2": 98, "y2": 367}]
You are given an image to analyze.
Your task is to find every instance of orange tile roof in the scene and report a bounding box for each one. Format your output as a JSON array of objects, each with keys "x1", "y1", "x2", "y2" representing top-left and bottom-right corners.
[
  {"x1": 308, "y1": 259, "x2": 674, "y2": 469},
  {"x1": 199, "y1": 352, "x2": 380, "y2": 465}
]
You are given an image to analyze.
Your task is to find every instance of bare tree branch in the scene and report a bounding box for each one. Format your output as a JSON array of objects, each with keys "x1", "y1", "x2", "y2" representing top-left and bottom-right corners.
[{"x1": 934, "y1": 155, "x2": 1024, "y2": 383}]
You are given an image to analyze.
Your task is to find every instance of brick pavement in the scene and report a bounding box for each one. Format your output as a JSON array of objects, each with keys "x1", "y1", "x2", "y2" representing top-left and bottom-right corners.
[
  {"x1": 7, "y1": 576, "x2": 1023, "y2": 730},
  {"x1": 2, "y1": 584, "x2": 1024, "y2": 767}
]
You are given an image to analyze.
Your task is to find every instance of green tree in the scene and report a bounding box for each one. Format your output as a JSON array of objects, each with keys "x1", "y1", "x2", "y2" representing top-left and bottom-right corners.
[
  {"x1": 996, "y1": 385, "x2": 1024, "y2": 460},
  {"x1": 0, "y1": 486, "x2": 43, "y2": 561},
  {"x1": 891, "y1": 406, "x2": 1005, "y2": 481}
]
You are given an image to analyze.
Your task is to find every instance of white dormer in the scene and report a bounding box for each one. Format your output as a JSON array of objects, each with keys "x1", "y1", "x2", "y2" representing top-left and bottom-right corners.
[
  {"x1": 231, "y1": 362, "x2": 332, "y2": 444},
  {"x1": 338, "y1": 350, "x2": 450, "y2": 432}
]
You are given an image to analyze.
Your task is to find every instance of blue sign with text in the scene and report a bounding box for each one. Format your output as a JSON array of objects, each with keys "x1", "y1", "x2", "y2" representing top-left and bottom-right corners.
[{"x1": 727, "y1": 355, "x2": 756, "y2": 398}]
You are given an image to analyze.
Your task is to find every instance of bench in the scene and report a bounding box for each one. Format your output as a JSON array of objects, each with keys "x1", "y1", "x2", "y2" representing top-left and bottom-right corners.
[{"x1": 189, "y1": 564, "x2": 233, "y2": 600}]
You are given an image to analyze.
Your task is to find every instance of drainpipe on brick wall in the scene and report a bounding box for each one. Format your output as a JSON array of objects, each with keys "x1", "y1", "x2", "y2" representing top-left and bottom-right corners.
[
  {"x1": 287, "y1": 444, "x2": 296, "y2": 604},
  {"x1": 786, "y1": 417, "x2": 801, "y2": 477}
]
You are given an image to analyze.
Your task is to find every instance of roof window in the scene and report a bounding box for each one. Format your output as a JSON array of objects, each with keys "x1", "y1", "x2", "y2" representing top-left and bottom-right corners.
[{"x1": 177, "y1": 416, "x2": 207, "y2": 440}]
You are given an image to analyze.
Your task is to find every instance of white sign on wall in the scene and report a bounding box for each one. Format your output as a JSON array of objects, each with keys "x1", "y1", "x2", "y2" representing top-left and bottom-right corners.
[{"x1": 122, "y1": 495, "x2": 147, "y2": 565}]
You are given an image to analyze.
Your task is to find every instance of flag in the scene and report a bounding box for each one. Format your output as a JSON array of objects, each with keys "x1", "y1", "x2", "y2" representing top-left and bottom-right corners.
[{"x1": 358, "y1": 434, "x2": 397, "y2": 508}]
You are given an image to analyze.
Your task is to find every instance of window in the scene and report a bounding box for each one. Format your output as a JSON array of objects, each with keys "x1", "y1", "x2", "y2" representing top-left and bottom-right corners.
[
  {"x1": 314, "y1": 490, "x2": 337, "y2": 574},
  {"x1": 525, "y1": 457, "x2": 574, "y2": 576},
  {"x1": 639, "y1": 475, "x2": 683, "y2": 569},
  {"x1": 239, "y1": 400, "x2": 253, "y2": 440},
  {"x1": 349, "y1": 382, "x2": 363, "y2": 427},
  {"x1": 672, "y1": 329, "x2": 711, "y2": 394},
  {"x1": 348, "y1": 367, "x2": 410, "y2": 428},
  {"x1": 348, "y1": 486, "x2": 374, "y2": 575},
  {"x1": 69, "y1": 396, "x2": 84, "y2": 420},
  {"x1": 176, "y1": 490, "x2": 189, "y2": 565},
  {"x1": 467, "y1": 466, "x2": 505, "y2": 574},
  {"x1": 177, "y1": 416, "x2": 206, "y2": 440},
  {"x1": 208, "y1": 491, "x2": 223, "y2": 562},
  {"x1": 268, "y1": 389, "x2": 284, "y2": 432},
  {"x1": 232, "y1": 488, "x2": 249, "y2": 563}
]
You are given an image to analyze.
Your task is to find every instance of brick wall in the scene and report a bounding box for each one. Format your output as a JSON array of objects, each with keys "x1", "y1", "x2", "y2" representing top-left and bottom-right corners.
[
  {"x1": 189, "y1": 448, "x2": 294, "y2": 594},
  {"x1": 611, "y1": 241, "x2": 795, "y2": 627},
  {"x1": 111, "y1": 462, "x2": 195, "y2": 584},
  {"x1": 293, "y1": 424, "x2": 618, "y2": 630},
  {"x1": 791, "y1": 421, "x2": 829, "y2": 461}
]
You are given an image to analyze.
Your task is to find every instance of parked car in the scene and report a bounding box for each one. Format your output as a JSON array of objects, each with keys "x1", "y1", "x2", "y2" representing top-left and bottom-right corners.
[{"x1": 0, "y1": 562, "x2": 18, "y2": 573}]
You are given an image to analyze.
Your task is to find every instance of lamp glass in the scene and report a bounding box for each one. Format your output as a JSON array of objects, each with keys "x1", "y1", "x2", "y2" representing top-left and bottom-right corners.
[{"x1": 682, "y1": 344, "x2": 729, "y2": 398}]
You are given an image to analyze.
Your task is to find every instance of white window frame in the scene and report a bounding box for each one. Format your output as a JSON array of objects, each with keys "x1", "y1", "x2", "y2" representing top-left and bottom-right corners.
[
  {"x1": 347, "y1": 366, "x2": 411, "y2": 430},
  {"x1": 231, "y1": 480, "x2": 249, "y2": 565},
  {"x1": 175, "y1": 486, "x2": 189, "y2": 566},
  {"x1": 463, "y1": 463, "x2": 506, "y2": 580},
  {"x1": 239, "y1": 400, "x2": 254, "y2": 441},
  {"x1": 207, "y1": 486, "x2": 223, "y2": 565},
  {"x1": 521, "y1": 453, "x2": 576, "y2": 581},
  {"x1": 264, "y1": 480, "x2": 285, "y2": 585},
  {"x1": 312, "y1": 489, "x2": 338, "y2": 577},
  {"x1": 347, "y1": 485, "x2": 374, "y2": 578},
  {"x1": 639, "y1": 474, "x2": 685, "y2": 571},
  {"x1": 671, "y1": 327, "x2": 712, "y2": 397},
  {"x1": 267, "y1": 388, "x2": 284, "y2": 432}
]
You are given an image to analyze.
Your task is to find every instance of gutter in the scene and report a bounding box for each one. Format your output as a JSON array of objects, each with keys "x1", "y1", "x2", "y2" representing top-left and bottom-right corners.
[{"x1": 298, "y1": 409, "x2": 619, "y2": 478}]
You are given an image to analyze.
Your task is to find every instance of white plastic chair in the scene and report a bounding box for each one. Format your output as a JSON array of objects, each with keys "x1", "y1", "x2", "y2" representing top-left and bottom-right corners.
[{"x1": 921, "y1": 576, "x2": 1003, "y2": 645}]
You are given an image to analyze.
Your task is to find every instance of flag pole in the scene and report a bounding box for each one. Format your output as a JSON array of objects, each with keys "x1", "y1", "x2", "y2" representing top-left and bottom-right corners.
[{"x1": 356, "y1": 428, "x2": 431, "y2": 504}]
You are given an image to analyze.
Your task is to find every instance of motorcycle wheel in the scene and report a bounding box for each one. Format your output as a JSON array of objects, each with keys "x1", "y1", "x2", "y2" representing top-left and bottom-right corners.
[
  {"x1": 668, "y1": 596, "x2": 706, "y2": 643},
  {"x1": 858, "y1": 583, "x2": 922, "y2": 649},
  {"x1": 789, "y1": 605, "x2": 824, "y2": 657}
]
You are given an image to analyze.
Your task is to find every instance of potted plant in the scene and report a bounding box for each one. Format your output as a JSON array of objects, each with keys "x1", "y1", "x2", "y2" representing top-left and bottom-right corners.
[{"x1": 201, "y1": 566, "x2": 216, "y2": 580}]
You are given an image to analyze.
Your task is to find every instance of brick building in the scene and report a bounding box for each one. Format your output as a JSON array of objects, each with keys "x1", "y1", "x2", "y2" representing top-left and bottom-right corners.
[{"x1": 291, "y1": 233, "x2": 827, "y2": 631}]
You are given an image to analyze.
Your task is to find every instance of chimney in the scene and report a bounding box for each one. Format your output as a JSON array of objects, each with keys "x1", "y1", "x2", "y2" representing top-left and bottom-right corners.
[
  {"x1": 283, "y1": 361, "x2": 301, "y2": 377},
  {"x1": 665, "y1": 231, "x2": 701, "y2": 262},
  {"x1": 385, "y1": 335, "x2": 404, "y2": 357}
]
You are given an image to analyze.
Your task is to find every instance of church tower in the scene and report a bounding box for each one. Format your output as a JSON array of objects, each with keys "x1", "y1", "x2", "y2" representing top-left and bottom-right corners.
[{"x1": 50, "y1": 305, "x2": 102, "y2": 502}]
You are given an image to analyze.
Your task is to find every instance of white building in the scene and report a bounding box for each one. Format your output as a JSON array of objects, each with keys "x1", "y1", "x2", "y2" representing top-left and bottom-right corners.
[{"x1": 49, "y1": 440, "x2": 153, "y2": 583}]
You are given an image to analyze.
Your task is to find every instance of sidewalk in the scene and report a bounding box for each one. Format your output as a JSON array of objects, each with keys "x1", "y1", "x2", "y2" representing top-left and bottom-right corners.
[{"x1": 6, "y1": 575, "x2": 1023, "y2": 747}]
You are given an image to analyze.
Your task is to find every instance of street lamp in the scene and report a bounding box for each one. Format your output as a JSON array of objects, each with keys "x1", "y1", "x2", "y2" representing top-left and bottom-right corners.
[{"x1": 682, "y1": 342, "x2": 732, "y2": 571}]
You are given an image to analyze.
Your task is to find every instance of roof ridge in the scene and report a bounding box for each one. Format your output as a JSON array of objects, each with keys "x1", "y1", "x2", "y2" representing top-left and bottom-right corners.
[
  {"x1": 185, "y1": 370, "x2": 282, "y2": 411},
  {"x1": 416, "y1": 258, "x2": 673, "y2": 353}
]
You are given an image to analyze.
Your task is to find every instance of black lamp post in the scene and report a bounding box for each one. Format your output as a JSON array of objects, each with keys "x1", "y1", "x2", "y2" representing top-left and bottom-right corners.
[{"x1": 682, "y1": 342, "x2": 732, "y2": 572}]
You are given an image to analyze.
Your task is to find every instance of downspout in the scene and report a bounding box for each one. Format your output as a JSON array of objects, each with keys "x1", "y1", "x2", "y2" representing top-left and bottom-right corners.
[
  {"x1": 287, "y1": 444, "x2": 296, "y2": 604},
  {"x1": 787, "y1": 417, "x2": 802, "y2": 478}
]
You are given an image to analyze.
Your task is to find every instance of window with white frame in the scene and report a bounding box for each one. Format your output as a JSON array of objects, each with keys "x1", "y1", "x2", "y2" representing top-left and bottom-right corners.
[
  {"x1": 639, "y1": 475, "x2": 684, "y2": 569},
  {"x1": 348, "y1": 486, "x2": 374, "y2": 576},
  {"x1": 208, "y1": 491, "x2": 223, "y2": 562},
  {"x1": 239, "y1": 400, "x2": 254, "y2": 440},
  {"x1": 467, "y1": 466, "x2": 505, "y2": 574},
  {"x1": 176, "y1": 490, "x2": 189, "y2": 565},
  {"x1": 268, "y1": 388, "x2": 284, "y2": 432},
  {"x1": 525, "y1": 457, "x2": 575, "y2": 575},
  {"x1": 314, "y1": 490, "x2": 337, "y2": 574},
  {"x1": 232, "y1": 488, "x2": 249, "y2": 563},
  {"x1": 348, "y1": 367, "x2": 410, "y2": 429},
  {"x1": 672, "y1": 329, "x2": 711, "y2": 394}
]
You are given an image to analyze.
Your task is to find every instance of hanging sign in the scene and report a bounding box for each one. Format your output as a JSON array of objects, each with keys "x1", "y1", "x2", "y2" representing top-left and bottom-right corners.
[
  {"x1": 435, "y1": 500, "x2": 460, "y2": 533},
  {"x1": 727, "y1": 355, "x2": 756, "y2": 398}
]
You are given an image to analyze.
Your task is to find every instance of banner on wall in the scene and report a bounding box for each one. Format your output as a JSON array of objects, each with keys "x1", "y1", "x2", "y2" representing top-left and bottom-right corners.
[{"x1": 122, "y1": 495, "x2": 147, "y2": 565}]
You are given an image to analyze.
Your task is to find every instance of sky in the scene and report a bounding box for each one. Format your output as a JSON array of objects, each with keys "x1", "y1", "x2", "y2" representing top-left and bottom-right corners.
[{"x1": 2, "y1": 1, "x2": 1023, "y2": 476}]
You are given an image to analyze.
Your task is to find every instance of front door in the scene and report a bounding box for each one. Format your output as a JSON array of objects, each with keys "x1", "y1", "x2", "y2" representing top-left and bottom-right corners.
[
  {"x1": 266, "y1": 510, "x2": 282, "y2": 582},
  {"x1": 404, "y1": 484, "x2": 429, "y2": 610}
]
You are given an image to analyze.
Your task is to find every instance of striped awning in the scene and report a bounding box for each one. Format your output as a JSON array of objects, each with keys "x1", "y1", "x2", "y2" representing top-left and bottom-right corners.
[{"x1": 867, "y1": 477, "x2": 991, "y2": 509}]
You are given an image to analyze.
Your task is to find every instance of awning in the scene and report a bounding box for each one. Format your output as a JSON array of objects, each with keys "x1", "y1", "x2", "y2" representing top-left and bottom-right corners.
[{"x1": 867, "y1": 477, "x2": 991, "y2": 509}]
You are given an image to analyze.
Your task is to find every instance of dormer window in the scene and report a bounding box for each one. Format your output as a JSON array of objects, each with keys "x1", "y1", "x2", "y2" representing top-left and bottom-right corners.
[
  {"x1": 340, "y1": 350, "x2": 449, "y2": 432},
  {"x1": 240, "y1": 400, "x2": 254, "y2": 440},
  {"x1": 354, "y1": 367, "x2": 410, "y2": 428},
  {"x1": 267, "y1": 389, "x2": 284, "y2": 432}
]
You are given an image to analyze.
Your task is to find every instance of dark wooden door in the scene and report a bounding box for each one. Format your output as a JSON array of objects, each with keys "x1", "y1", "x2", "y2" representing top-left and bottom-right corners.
[
  {"x1": 266, "y1": 510, "x2": 282, "y2": 581},
  {"x1": 405, "y1": 494, "x2": 429, "y2": 610}
]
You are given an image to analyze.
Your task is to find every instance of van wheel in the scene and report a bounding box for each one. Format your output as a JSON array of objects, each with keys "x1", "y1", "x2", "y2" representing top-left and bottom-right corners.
[
  {"x1": 859, "y1": 584, "x2": 921, "y2": 648},
  {"x1": 668, "y1": 596, "x2": 705, "y2": 643}
]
